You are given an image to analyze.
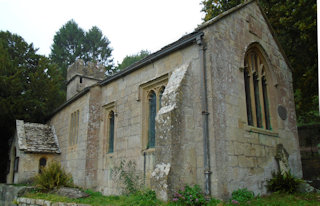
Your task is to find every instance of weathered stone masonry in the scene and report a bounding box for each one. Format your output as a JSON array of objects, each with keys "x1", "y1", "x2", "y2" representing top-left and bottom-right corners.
[{"x1": 8, "y1": 0, "x2": 302, "y2": 200}]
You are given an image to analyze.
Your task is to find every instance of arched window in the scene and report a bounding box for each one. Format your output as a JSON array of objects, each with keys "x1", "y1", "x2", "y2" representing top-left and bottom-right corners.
[
  {"x1": 244, "y1": 49, "x2": 271, "y2": 130},
  {"x1": 141, "y1": 75, "x2": 168, "y2": 150},
  {"x1": 108, "y1": 111, "x2": 115, "y2": 153},
  {"x1": 39, "y1": 157, "x2": 47, "y2": 173},
  {"x1": 148, "y1": 90, "x2": 157, "y2": 148}
]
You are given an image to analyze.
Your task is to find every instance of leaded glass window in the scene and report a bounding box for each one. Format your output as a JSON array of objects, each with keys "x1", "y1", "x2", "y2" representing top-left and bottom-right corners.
[{"x1": 244, "y1": 49, "x2": 271, "y2": 130}]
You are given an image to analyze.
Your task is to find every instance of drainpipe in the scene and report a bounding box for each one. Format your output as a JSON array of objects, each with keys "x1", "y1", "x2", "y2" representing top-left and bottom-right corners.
[{"x1": 196, "y1": 35, "x2": 211, "y2": 196}]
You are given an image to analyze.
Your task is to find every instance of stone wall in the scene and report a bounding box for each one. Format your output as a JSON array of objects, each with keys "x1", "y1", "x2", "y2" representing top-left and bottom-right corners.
[
  {"x1": 0, "y1": 184, "x2": 26, "y2": 206},
  {"x1": 7, "y1": 137, "x2": 58, "y2": 184},
  {"x1": 66, "y1": 59, "x2": 105, "y2": 100},
  {"x1": 47, "y1": 1, "x2": 301, "y2": 200},
  {"x1": 199, "y1": 2, "x2": 302, "y2": 198},
  {"x1": 16, "y1": 197, "x2": 90, "y2": 206},
  {"x1": 49, "y1": 92, "x2": 91, "y2": 187},
  {"x1": 67, "y1": 76, "x2": 98, "y2": 100},
  {"x1": 95, "y1": 45, "x2": 200, "y2": 196}
]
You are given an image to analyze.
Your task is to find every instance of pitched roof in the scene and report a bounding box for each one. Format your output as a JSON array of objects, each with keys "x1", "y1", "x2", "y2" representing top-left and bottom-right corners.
[{"x1": 16, "y1": 120, "x2": 61, "y2": 154}]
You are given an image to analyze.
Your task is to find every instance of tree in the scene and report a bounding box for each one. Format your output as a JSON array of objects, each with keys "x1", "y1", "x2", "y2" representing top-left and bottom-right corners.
[
  {"x1": 116, "y1": 50, "x2": 150, "y2": 71},
  {"x1": 83, "y1": 26, "x2": 113, "y2": 67},
  {"x1": 50, "y1": 20, "x2": 85, "y2": 79},
  {"x1": 201, "y1": 0, "x2": 318, "y2": 124},
  {"x1": 0, "y1": 31, "x2": 65, "y2": 182},
  {"x1": 50, "y1": 20, "x2": 114, "y2": 79},
  {"x1": 201, "y1": 0, "x2": 242, "y2": 21}
]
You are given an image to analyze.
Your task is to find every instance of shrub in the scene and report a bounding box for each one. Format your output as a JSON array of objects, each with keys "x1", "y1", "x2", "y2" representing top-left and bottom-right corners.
[
  {"x1": 230, "y1": 188, "x2": 255, "y2": 204},
  {"x1": 112, "y1": 160, "x2": 143, "y2": 195},
  {"x1": 172, "y1": 185, "x2": 207, "y2": 206},
  {"x1": 266, "y1": 171, "x2": 302, "y2": 194},
  {"x1": 207, "y1": 197, "x2": 222, "y2": 206},
  {"x1": 34, "y1": 161, "x2": 73, "y2": 191},
  {"x1": 125, "y1": 189, "x2": 161, "y2": 206}
]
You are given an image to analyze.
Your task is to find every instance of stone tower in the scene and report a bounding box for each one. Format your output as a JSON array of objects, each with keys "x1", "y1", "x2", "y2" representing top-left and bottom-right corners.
[{"x1": 66, "y1": 59, "x2": 106, "y2": 100}]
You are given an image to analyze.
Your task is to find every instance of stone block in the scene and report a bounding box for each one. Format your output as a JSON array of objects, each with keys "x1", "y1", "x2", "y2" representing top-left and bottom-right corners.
[
  {"x1": 254, "y1": 144, "x2": 266, "y2": 157},
  {"x1": 227, "y1": 141, "x2": 234, "y2": 155},
  {"x1": 238, "y1": 156, "x2": 255, "y2": 168},
  {"x1": 244, "y1": 144, "x2": 256, "y2": 156},
  {"x1": 259, "y1": 135, "x2": 276, "y2": 147},
  {"x1": 228, "y1": 155, "x2": 238, "y2": 167}
]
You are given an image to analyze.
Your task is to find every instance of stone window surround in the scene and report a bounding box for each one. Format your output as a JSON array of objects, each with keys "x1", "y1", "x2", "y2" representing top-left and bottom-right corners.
[
  {"x1": 139, "y1": 74, "x2": 168, "y2": 151},
  {"x1": 69, "y1": 110, "x2": 80, "y2": 148},
  {"x1": 103, "y1": 101, "x2": 116, "y2": 154},
  {"x1": 243, "y1": 47, "x2": 274, "y2": 132}
]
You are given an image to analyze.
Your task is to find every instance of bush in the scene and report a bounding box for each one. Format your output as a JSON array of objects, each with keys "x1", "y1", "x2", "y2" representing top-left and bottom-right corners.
[
  {"x1": 34, "y1": 161, "x2": 73, "y2": 191},
  {"x1": 124, "y1": 189, "x2": 161, "y2": 206},
  {"x1": 172, "y1": 185, "x2": 207, "y2": 206},
  {"x1": 266, "y1": 171, "x2": 302, "y2": 194},
  {"x1": 230, "y1": 188, "x2": 255, "y2": 204},
  {"x1": 112, "y1": 160, "x2": 143, "y2": 195}
]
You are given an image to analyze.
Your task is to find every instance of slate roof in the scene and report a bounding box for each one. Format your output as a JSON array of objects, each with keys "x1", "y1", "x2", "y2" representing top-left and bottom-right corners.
[{"x1": 16, "y1": 120, "x2": 61, "y2": 154}]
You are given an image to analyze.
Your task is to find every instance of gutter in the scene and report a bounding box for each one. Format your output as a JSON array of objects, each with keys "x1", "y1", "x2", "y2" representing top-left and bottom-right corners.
[{"x1": 196, "y1": 35, "x2": 211, "y2": 196}]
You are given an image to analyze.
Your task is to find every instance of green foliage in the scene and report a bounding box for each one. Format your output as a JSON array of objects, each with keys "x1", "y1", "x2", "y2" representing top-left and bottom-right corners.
[
  {"x1": 0, "y1": 31, "x2": 65, "y2": 181},
  {"x1": 34, "y1": 161, "x2": 73, "y2": 191},
  {"x1": 116, "y1": 50, "x2": 150, "y2": 71},
  {"x1": 122, "y1": 189, "x2": 161, "y2": 206},
  {"x1": 172, "y1": 185, "x2": 207, "y2": 206},
  {"x1": 206, "y1": 198, "x2": 222, "y2": 206},
  {"x1": 23, "y1": 189, "x2": 164, "y2": 206},
  {"x1": 50, "y1": 20, "x2": 85, "y2": 79},
  {"x1": 112, "y1": 160, "x2": 143, "y2": 195},
  {"x1": 201, "y1": 0, "x2": 243, "y2": 22},
  {"x1": 245, "y1": 193, "x2": 320, "y2": 206},
  {"x1": 83, "y1": 26, "x2": 113, "y2": 64},
  {"x1": 50, "y1": 19, "x2": 114, "y2": 78},
  {"x1": 230, "y1": 188, "x2": 255, "y2": 204},
  {"x1": 21, "y1": 190, "x2": 320, "y2": 206},
  {"x1": 201, "y1": 0, "x2": 318, "y2": 124},
  {"x1": 266, "y1": 171, "x2": 302, "y2": 194}
]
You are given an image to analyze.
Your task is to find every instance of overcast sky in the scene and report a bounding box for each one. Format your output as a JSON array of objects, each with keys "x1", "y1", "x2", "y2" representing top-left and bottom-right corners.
[{"x1": 0, "y1": 0, "x2": 204, "y2": 64}]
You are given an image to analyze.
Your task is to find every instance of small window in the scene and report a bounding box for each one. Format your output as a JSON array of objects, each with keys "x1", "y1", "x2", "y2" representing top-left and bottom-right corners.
[
  {"x1": 39, "y1": 157, "x2": 47, "y2": 173},
  {"x1": 14, "y1": 157, "x2": 19, "y2": 172},
  {"x1": 80, "y1": 77, "x2": 83, "y2": 83},
  {"x1": 148, "y1": 90, "x2": 157, "y2": 148},
  {"x1": 104, "y1": 102, "x2": 116, "y2": 154},
  {"x1": 69, "y1": 110, "x2": 80, "y2": 146},
  {"x1": 108, "y1": 111, "x2": 115, "y2": 153}
]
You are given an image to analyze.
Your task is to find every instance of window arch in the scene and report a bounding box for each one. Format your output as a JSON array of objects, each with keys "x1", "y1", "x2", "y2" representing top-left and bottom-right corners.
[
  {"x1": 244, "y1": 48, "x2": 271, "y2": 130},
  {"x1": 140, "y1": 75, "x2": 168, "y2": 150},
  {"x1": 148, "y1": 90, "x2": 157, "y2": 148},
  {"x1": 108, "y1": 110, "x2": 115, "y2": 153}
]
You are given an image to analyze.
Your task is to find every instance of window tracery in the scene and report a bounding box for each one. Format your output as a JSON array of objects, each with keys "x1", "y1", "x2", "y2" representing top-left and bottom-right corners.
[{"x1": 244, "y1": 49, "x2": 271, "y2": 130}]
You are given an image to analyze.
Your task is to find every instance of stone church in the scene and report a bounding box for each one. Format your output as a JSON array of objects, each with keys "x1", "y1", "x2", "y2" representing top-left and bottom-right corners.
[{"x1": 7, "y1": 0, "x2": 302, "y2": 200}]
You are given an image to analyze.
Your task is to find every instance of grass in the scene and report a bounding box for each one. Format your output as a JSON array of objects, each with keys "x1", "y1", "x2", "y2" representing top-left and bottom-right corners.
[
  {"x1": 23, "y1": 189, "x2": 165, "y2": 206},
  {"x1": 242, "y1": 193, "x2": 320, "y2": 206},
  {"x1": 22, "y1": 190, "x2": 320, "y2": 206}
]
